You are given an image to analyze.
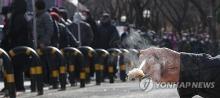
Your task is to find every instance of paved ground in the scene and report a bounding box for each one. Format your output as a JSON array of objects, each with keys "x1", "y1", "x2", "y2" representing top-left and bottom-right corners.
[{"x1": 0, "y1": 80, "x2": 203, "y2": 98}]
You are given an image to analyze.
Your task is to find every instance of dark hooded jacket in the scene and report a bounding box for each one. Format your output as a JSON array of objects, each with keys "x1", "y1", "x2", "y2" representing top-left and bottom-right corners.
[
  {"x1": 96, "y1": 22, "x2": 120, "y2": 49},
  {"x1": 7, "y1": 0, "x2": 32, "y2": 49}
]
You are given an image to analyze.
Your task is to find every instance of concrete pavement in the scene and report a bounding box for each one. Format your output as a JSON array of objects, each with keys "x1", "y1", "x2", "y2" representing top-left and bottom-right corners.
[{"x1": 0, "y1": 81, "x2": 203, "y2": 98}]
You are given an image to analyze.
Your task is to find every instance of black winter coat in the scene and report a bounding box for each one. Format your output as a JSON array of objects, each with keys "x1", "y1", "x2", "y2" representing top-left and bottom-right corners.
[
  {"x1": 68, "y1": 21, "x2": 94, "y2": 46},
  {"x1": 95, "y1": 23, "x2": 120, "y2": 49},
  {"x1": 5, "y1": 0, "x2": 32, "y2": 49},
  {"x1": 178, "y1": 53, "x2": 220, "y2": 98},
  {"x1": 51, "y1": 21, "x2": 79, "y2": 48}
]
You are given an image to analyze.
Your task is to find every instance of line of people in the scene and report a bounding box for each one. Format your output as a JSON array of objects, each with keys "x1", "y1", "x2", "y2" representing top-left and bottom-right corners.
[
  {"x1": 0, "y1": 0, "x2": 121, "y2": 92},
  {"x1": 1, "y1": 1, "x2": 121, "y2": 51},
  {"x1": 147, "y1": 31, "x2": 214, "y2": 55}
]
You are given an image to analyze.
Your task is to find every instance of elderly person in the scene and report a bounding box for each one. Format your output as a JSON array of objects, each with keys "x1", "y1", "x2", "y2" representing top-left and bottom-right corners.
[{"x1": 132, "y1": 47, "x2": 220, "y2": 98}]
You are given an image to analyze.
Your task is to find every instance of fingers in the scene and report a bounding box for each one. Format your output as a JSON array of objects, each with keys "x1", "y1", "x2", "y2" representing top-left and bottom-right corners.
[
  {"x1": 151, "y1": 63, "x2": 162, "y2": 82},
  {"x1": 140, "y1": 58, "x2": 161, "y2": 73},
  {"x1": 139, "y1": 47, "x2": 164, "y2": 82},
  {"x1": 127, "y1": 68, "x2": 145, "y2": 79},
  {"x1": 142, "y1": 62, "x2": 162, "y2": 82}
]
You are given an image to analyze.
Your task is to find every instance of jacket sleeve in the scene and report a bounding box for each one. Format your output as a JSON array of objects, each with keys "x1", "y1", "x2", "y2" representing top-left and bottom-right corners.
[
  {"x1": 83, "y1": 23, "x2": 94, "y2": 46},
  {"x1": 109, "y1": 26, "x2": 120, "y2": 48},
  {"x1": 59, "y1": 24, "x2": 79, "y2": 48},
  {"x1": 9, "y1": 15, "x2": 29, "y2": 46},
  {"x1": 39, "y1": 13, "x2": 54, "y2": 46},
  {"x1": 178, "y1": 53, "x2": 220, "y2": 98}
]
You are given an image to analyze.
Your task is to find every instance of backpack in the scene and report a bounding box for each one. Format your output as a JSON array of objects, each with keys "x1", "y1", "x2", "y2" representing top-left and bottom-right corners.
[
  {"x1": 51, "y1": 20, "x2": 79, "y2": 48},
  {"x1": 58, "y1": 23, "x2": 79, "y2": 48},
  {"x1": 51, "y1": 20, "x2": 60, "y2": 47}
]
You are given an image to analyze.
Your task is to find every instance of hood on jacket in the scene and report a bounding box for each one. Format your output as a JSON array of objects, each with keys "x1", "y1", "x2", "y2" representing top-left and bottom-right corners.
[
  {"x1": 100, "y1": 13, "x2": 111, "y2": 25},
  {"x1": 11, "y1": 0, "x2": 27, "y2": 14}
]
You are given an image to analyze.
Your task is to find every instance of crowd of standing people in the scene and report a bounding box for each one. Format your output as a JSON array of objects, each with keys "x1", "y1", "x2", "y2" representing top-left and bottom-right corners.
[
  {"x1": 0, "y1": 0, "x2": 121, "y2": 92},
  {"x1": 1, "y1": 0, "x2": 121, "y2": 51},
  {"x1": 147, "y1": 31, "x2": 214, "y2": 55}
]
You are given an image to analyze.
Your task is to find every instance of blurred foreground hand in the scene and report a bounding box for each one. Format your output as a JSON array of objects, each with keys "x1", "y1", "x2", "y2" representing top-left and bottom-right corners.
[{"x1": 138, "y1": 47, "x2": 180, "y2": 83}]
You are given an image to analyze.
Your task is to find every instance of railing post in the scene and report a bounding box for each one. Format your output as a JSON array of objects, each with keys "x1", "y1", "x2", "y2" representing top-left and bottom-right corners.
[
  {"x1": 107, "y1": 48, "x2": 121, "y2": 83},
  {"x1": 94, "y1": 49, "x2": 109, "y2": 85},
  {"x1": 79, "y1": 46, "x2": 95, "y2": 84},
  {"x1": 0, "y1": 48, "x2": 16, "y2": 98},
  {"x1": 120, "y1": 49, "x2": 130, "y2": 82},
  {"x1": 9, "y1": 46, "x2": 43, "y2": 95},
  {"x1": 62, "y1": 47, "x2": 83, "y2": 87},
  {"x1": 38, "y1": 46, "x2": 67, "y2": 90}
]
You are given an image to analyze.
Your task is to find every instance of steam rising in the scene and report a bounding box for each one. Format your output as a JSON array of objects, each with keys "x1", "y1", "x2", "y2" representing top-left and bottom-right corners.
[
  {"x1": 122, "y1": 29, "x2": 151, "y2": 49},
  {"x1": 123, "y1": 29, "x2": 152, "y2": 72},
  {"x1": 123, "y1": 29, "x2": 162, "y2": 82}
]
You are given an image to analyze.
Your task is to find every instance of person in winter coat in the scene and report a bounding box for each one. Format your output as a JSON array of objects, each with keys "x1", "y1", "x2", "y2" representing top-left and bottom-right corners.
[
  {"x1": 178, "y1": 36, "x2": 192, "y2": 52},
  {"x1": 35, "y1": 0, "x2": 54, "y2": 48},
  {"x1": 50, "y1": 12, "x2": 78, "y2": 48},
  {"x1": 95, "y1": 13, "x2": 120, "y2": 49},
  {"x1": 68, "y1": 12, "x2": 94, "y2": 46},
  {"x1": 82, "y1": 10, "x2": 98, "y2": 48},
  {"x1": 1, "y1": 6, "x2": 11, "y2": 51},
  {"x1": 160, "y1": 34, "x2": 172, "y2": 49},
  {"x1": 7, "y1": 0, "x2": 32, "y2": 92},
  {"x1": 59, "y1": 8, "x2": 72, "y2": 26},
  {"x1": 120, "y1": 26, "x2": 130, "y2": 49}
]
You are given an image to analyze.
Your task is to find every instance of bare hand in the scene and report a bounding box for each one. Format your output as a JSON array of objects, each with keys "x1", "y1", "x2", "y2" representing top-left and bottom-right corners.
[{"x1": 139, "y1": 47, "x2": 180, "y2": 83}]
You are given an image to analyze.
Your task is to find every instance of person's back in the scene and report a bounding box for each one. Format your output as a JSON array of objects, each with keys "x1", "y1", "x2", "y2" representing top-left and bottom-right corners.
[
  {"x1": 35, "y1": 0, "x2": 54, "y2": 48},
  {"x1": 50, "y1": 12, "x2": 78, "y2": 48},
  {"x1": 120, "y1": 26, "x2": 130, "y2": 49},
  {"x1": 58, "y1": 22, "x2": 78, "y2": 48},
  {"x1": 7, "y1": 0, "x2": 32, "y2": 92},
  {"x1": 1, "y1": 6, "x2": 11, "y2": 51},
  {"x1": 10, "y1": 15, "x2": 30, "y2": 47},
  {"x1": 82, "y1": 10, "x2": 98, "y2": 47},
  {"x1": 68, "y1": 13, "x2": 93, "y2": 46},
  {"x1": 8, "y1": 1, "x2": 31, "y2": 48}
]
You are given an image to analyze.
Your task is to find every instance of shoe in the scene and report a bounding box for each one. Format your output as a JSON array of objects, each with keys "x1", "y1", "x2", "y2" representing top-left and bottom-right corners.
[
  {"x1": 16, "y1": 88, "x2": 25, "y2": 92},
  {"x1": 0, "y1": 88, "x2": 5, "y2": 92},
  {"x1": 0, "y1": 88, "x2": 5, "y2": 95},
  {"x1": 16, "y1": 91, "x2": 25, "y2": 96}
]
